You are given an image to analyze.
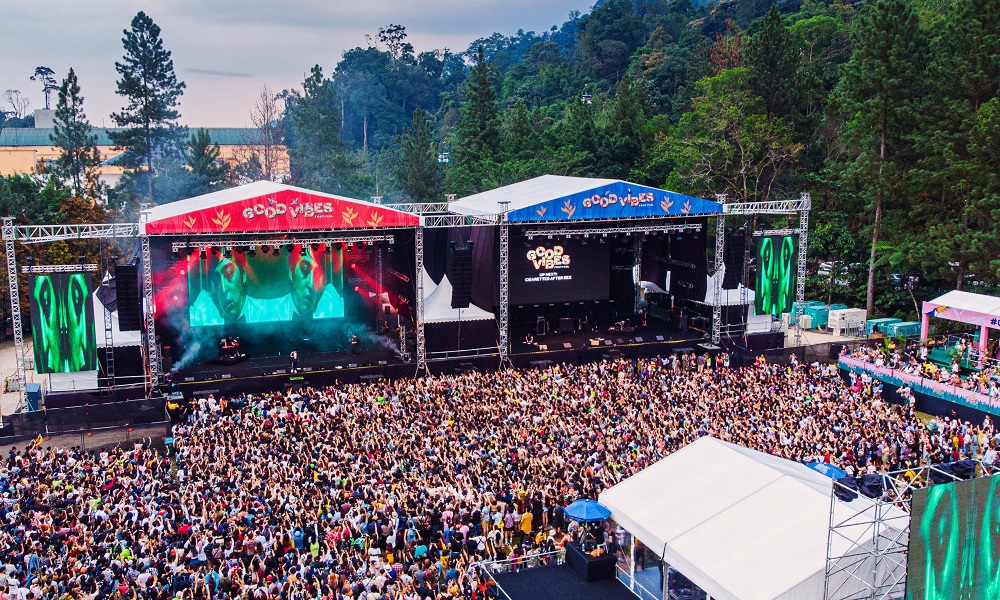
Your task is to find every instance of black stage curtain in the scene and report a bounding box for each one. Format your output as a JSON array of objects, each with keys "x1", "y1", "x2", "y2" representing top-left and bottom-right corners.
[{"x1": 669, "y1": 218, "x2": 708, "y2": 302}]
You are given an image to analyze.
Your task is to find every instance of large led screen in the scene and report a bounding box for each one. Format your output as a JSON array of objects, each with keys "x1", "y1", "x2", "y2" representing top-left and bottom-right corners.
[
  {"x1": 510, "y1": 239, "x2": 610, "y2": 305},
  {"x1": 29, "y1": 273, "x2": 98, "y2": 374},
  {"x1": 755, "y1": 235, "x2": 797, "y2": 317},
  {"x1": 187, "y1": 245, "x2": 344, "y2": 326},
  {"x1": 907, "y1": 476, "x2": 1000, "y2": 599}
]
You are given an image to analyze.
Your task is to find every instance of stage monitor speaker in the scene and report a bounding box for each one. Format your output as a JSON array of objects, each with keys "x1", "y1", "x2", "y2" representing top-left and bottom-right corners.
[
  {"x1": 115, "y1": 264, "x2": 142, "y2": 331},
  {"x1": 450, "y1": 245, "x2": 474, "y2": 309},
  {"x1": 559, "y1": 317, "x2": 574, "y2": 333},
  {"x1": 536, "y1": 316, "x2": 546, "y2": 336}
]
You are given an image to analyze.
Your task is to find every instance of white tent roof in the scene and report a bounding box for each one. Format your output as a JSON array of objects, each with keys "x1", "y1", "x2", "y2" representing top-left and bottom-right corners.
[
  {"x1": 93, "y1": 291, "x2": 142, "y2": 347},
  {"x1": 928, "y1": 290, "x2": 1000, "y2": 317},
  {"x1": 702, "y1": 264, "x2": 755, "y2": 306},
  {"x1": 422, "y1": 271, "x2": 493, "y2": 323},
  {"x1": 450, "y1": 175, "x2": 618, "y2": 216},
  {"x1": 598, "y1": 437, "x2": 905, "y2": 600}
]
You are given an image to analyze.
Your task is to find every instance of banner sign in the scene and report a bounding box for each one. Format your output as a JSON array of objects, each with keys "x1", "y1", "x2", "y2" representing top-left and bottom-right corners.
[
  {"x1": 505, "y1": 181, "x2": 721, "y2": 223},
  {"x1": 839, "y1": 356, "x2": 1000, "y2": 415},
  {"x1": 144, "y1": 189, "x2": 419, "y2": 235}
]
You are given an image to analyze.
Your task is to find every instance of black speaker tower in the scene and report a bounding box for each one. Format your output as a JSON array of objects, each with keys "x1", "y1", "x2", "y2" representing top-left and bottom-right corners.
[
  {"x1": 450, "y1": 242, "x2": 474, "y2": 309},
  {"x1": 116, "y1": 264, "x2": 143, "y2": 331}
]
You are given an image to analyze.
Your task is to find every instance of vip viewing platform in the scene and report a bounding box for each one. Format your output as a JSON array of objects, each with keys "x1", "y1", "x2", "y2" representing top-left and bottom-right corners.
[{"x1": 839, "y1": 290, "x2": 1000, "y2": 419}]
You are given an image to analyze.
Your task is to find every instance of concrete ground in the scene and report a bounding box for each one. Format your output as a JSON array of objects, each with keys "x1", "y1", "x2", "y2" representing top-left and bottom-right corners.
[{"x1": 0, "y1": 339, "x2": 42, "y2": 421}]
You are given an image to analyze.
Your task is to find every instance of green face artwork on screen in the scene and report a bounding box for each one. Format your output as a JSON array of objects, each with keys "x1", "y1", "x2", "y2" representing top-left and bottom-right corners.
[
  {"x1": 754, "y1": 235, "x2": 796, "y2": 317},
  {"x1": 908, "y1": 476, "x2": 1000, "y2": 599},
  {"x1": 30, "y1": 273, "x2": 97, "y2": 373}
]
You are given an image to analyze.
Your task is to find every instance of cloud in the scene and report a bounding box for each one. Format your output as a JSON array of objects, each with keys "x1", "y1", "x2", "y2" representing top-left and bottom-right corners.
[{"x1": 2, "y1": 0, "x2": 592, "y2": 126}]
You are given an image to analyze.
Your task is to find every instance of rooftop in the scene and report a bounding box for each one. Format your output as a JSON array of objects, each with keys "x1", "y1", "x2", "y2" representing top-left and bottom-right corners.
[{"x1": 0, "y1": 127, "x2": 261, "y2": 147}]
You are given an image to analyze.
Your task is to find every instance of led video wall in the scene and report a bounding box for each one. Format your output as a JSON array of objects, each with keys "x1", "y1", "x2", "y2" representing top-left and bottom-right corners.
[
  {"x1": 186, "y1": 245, "x2": 344, "y2": 326},
  {"x1": 907, "y1": 475, "x2": 1000, "y2": 599},
  {"x1": 755, "y1": 235, "x2": 797, "y2": 317},
  {"x1": 29, "y1": 273, "x2": 98, "y2": 374},
  {"x1": 510, "y1": 238, "x2": 610, "y2": 305}
]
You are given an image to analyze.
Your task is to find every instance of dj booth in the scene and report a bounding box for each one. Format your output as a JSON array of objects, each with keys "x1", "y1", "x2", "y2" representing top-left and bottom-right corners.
[{"x1": 565, "y1": 542, "x2": 617, "y2": 581}]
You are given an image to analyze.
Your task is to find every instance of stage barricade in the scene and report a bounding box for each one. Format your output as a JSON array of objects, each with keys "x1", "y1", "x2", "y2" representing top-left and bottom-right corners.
[{"x1": 4, "y1": 398, "x2": 169, "y2": 438}]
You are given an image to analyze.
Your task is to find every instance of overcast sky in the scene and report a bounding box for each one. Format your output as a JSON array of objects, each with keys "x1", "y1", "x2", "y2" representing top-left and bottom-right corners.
[{"x1": 3, "y1": 0, "x2": 594, "y2": 128}]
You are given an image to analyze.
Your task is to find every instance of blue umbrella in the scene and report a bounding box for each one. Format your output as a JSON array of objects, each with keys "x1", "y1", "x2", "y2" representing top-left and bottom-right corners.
[
  {"x1": 806, "y1": 461, "x2": 848, "y2": 479},
  {"x1": 564, "y1": 499, "x2": 612, "y2": 523}
]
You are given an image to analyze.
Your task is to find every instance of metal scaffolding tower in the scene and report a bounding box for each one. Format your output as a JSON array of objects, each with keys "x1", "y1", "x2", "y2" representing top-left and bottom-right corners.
[
  {"x1": 414, "y1": 224, "x2": 426, "y2": 373},
  {"x1": 3, "y1": 218, "x2": 27, "y2": 407},
  {"x1": 498, "y1": 202, "x2": 510, "y2": 365}
]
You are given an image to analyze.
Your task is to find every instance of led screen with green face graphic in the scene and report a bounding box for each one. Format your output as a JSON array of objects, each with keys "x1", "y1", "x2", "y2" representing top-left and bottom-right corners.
[
  {"x1": 754, "y1": 235, "x2": 797, "y2": 317},
  {"x1": 28, "y1": 273, "x2": 98, "y2": 374},
  {"x1": 907, "y1": 476, "x2": 1000, "y2": 599},
  {"x1": 187, "y1": 244, "x2": 345, "y2": 326}
]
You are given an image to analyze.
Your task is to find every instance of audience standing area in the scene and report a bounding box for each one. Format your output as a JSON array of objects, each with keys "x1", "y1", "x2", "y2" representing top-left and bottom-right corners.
[{"x1": 598, "y1": 437, "x2": 906, "y2": 600}]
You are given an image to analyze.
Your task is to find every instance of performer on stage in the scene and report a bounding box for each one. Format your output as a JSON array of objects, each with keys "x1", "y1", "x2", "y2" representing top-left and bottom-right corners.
[
  {"x1": 351, "y1": 334, "x2": 359, "y2": 356},
  {"x1": 290, "y1": 349, "x2": 299, "y2": 372},
  {"x1": 525, "y1": 332, "x2": 535, "y2": 346}
]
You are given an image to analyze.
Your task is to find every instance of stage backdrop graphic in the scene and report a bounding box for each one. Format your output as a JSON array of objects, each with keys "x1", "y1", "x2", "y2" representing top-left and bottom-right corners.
[
  {"x1": 510, "y1": 238, "x2": 610, "y2": 305},
  {"x1": 754, "y1": 235, "x2": 797, "y2": 317},
  {"x1": 907, "y1": 475, "x2": 1000, "y2": 599},
  {"x1": 187, "y1": 244, "x2": 344, "y2": 326},
  {"x1": 29, "y1": 273, "x2": 98, "y2": 374}
]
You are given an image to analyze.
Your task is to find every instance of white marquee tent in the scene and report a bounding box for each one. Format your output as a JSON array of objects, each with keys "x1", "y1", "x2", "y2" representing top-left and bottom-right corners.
[
  {"x1": 598, "y1": 437, "x2": 906, "y2": 600},
  {"x1": 420, "y1": 269, "x2": 493, "y2": 323}
]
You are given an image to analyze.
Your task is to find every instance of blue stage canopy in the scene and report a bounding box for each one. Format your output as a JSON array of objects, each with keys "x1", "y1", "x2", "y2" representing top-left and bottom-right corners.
[{"x1": 449, "y1": 175, "x2": 722, "y2": 223}]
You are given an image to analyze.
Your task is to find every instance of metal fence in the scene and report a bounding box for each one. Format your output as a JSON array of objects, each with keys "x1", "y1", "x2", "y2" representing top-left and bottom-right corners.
[
  {"x1": 3, "y1": 397, "x2": 168, "y2": 437},
  {"x1": 0, "y1": 421, "x2": 170, "y2": 453}
]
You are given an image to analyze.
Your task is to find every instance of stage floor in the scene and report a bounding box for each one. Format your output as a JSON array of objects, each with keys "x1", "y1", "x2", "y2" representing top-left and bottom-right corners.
[
  {"x1": 512, "y1": 317, "x2": 707, "y2": 356},
  {"x1": 493, "y1": 564, "x2": 636, "y2": 600}
]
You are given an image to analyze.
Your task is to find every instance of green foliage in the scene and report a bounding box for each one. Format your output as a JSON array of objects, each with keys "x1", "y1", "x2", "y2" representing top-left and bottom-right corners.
[
  {"x1": 185, "y1": 129, "x2": 229, "y2": 196},
  {"x1": 110, "y1": 11, "x2": 187, "y2": 206},
  {"x1": 50, "y1": 68, "x2": 103, "y2": 200},
  {"x1": 746, "y1": 7, "x2": 800, "y2": 120},
  {"x1": 394, "y1": 110, "x2": 444, "y2": 202},
  {"x1": 285, "y1": 65, "x2": 371, "y2": 198},
  {"x1": 448, "y1": 47, "x2": 501, "y2": 195}
]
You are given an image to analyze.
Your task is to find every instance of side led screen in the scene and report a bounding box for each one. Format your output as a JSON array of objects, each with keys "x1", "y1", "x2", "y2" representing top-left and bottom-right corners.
[
  {"x1": 29, "y1": 273, "x2": 98, "y2": 373},
  {"x1": 755, "y1": 235, "x2": 797, "y2": 317}
]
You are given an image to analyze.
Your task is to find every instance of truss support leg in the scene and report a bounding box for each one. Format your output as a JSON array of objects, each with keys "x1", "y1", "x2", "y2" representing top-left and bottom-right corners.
[
  {"x1": 3, "y1": 218, "x2": 27, "y2": 412},
  {"x1": 141, "y1": 236, "x2": 160, "y2": 393},
  {"x1": 499, "y1": 202, "x2": 511, "y2": 368},
  {"x1": 797, "y1": 193, "x2": 810, "y2": 304},
  {"x1": 415, "y1": 227, "x2": 427, "y2": 374},
  {"x1": 633, "y1": 235, "x2": 643, "y2": 316},
  {"x1": 712, "y1": 197, "x2": 727, "y2": 345}
]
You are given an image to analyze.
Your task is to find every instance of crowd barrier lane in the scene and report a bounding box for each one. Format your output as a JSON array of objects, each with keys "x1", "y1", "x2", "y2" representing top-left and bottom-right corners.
[{"x1": 839, "y1": 355, "x2": 1000, "y2": 416}]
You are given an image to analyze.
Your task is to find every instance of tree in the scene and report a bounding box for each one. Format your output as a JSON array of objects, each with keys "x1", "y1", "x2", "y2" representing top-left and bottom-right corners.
[
  {"x1": 185, "y1": 129, "x2": 229, "y2": 196},
  {"x1": 394, "y1": 109, "x2": 444, "y2": 202},
  {"x1": 49, "y1": 68, "x2": 103, "y2": 200},
  {"x1": 110, "y1": 11, "x2": 187, "y2": 205},
  {"x1": 597, "y1": 75, "x2": 649, "y2": 180},
  {"x1": 664, "y1": 68, "x2": 802, "y2": 202},
  {"x1": 449, "y1": 46, "x2": 500, "y2": 194},
  {"x1": 286, "y1": 65, "x2": 370, "y2": 196},
  {"x1": 838, "y1": 0, "x2": 927, "y2": 311},
  {"x1": 3, "y1": 90, "x2": 30, "y2": 119},
  {"x1": 746, "y1": 7, "x2": 800, "y2": 120},
  {"x1": 30, "y1": 66, "x2": 59, "y2": 110},
  {"x1": 235, "y1": 85, "x2": 286, "y2": 182}
]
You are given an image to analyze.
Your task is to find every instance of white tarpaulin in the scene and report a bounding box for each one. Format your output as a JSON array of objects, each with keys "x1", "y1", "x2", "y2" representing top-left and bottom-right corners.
[
  {"x1": 598, "y1": 437, "x2": 905, "y2": 600},
  {"x1": 421, "y1": 270, "x2": 493, "y2": 324}
]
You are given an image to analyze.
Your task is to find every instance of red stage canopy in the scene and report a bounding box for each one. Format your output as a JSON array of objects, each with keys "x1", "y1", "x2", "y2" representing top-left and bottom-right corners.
[{"x1": 141, "y1": 181, "x2": 419, "y2": 235}]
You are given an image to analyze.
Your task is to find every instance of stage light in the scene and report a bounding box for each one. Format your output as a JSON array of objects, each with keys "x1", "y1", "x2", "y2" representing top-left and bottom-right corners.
[
  {"x1": 248, "y1": 249, "x2": 256, "y2": 257},
  {"x1": 187, "y1": 247, "x2": 197, "y2": 256},
  {"x1": 285, "y1": 244, "x2": 294, "y2": 252},
  {"x1": 171, "y1": 251, "x2": 180, "y2": 260},
  {"x1": 200, "y1": 249, "x2": 208, "y2": 260},
  {"x1": 261, "y1": 245, "x2": 270, "y2": 254},
  {"x1": 347, "y1": 244, "x2": 353, "y2": 253},
  {"x1": 224, "y1": 249, "x2": 232, "y2": 258},
  {"x1": 324, "y1": 246, "x2": 332, "y2": 254},
  {"x1": 311, "y1": 243, "x2": 320, "y2": 251},
  {"x1": 333, "y1": 242, "x2": 343, "y2": 251},
  {"x1": 234, "y1": 247, "x2": 244, "y2": 255},
  {"x1": 386, "y1": 245, "x2": 394, "y2": 254}
]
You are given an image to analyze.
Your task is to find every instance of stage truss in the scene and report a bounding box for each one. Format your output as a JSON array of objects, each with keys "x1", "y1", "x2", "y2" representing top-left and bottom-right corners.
[
  {"x1": 714, "y1": 193, "x2": 811, "y2": 344},
  {"x1": 2, "y1": 192, "x2": 812, "y2": 403},
  {"x1": 824, "y1": 460, "x2": 1000, "y2": 600}
]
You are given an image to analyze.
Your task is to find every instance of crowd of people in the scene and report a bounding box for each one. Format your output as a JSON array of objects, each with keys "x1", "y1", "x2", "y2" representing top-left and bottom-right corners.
[
  {"x1": 2, "y1": 354, "x2": 998, "y2": 599},
  {"x1": 846, "y1": 336, "x2": 1000, "y2": 399}
]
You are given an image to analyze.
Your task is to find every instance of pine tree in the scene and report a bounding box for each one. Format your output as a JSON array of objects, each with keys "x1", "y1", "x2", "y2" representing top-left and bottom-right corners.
[
  {"x1": 746, "y1": 7, "x2": 800, "y2": 120},
  {"x1": 185, "y1": 129, "x2": 229, "y2": 196},
  {"x1": 110, "y1": 11, "x2": 187, "y2": 205},
  {"x1": 449, "y1": 47, "x2": 500, "y2": 194},
  {"x1": 838, "y1": 0, "x2": 927, "y2": 312},
  {"x1": 49, "y1": 68, "x2": 103, "y2": 200},
  {"x1": 394, "y1": 109, "x2": 443, "y2": 202}
]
